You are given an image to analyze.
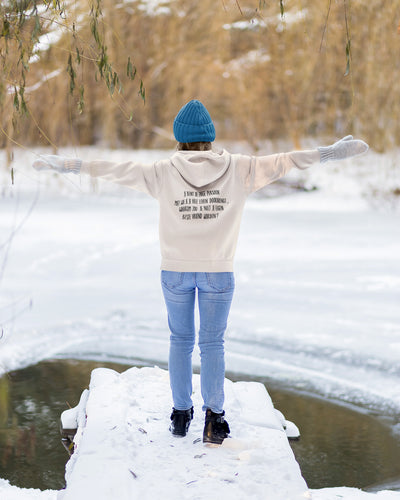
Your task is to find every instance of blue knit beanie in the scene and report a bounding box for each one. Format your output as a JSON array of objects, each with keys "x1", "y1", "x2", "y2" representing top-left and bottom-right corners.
[{"x1": 173, "y1": 100, "x2": 216, "y2": 143}]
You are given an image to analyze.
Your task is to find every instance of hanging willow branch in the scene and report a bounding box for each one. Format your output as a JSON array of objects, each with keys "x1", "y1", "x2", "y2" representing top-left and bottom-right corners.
[
  {"x1": 320, "y1": 0, "x2": 352, "y2": 77},
  {"x1": 279, "y1": 0, "x2": 285, "y2": 18},
  {"x1": 0, "y1": 0, "x2": 144, "y2": 128},
  {"x1": 343, "y1": 0, "x2": 352, "y2": 76}
]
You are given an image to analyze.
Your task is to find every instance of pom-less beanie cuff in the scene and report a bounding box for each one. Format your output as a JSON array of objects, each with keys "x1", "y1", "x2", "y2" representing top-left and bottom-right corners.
[
  {"x1": 173, "y1": 100, "x2": 216, "y2": 143},
  {"x1": 174, "y1": 121, "x2": 216, "y2": 143}
]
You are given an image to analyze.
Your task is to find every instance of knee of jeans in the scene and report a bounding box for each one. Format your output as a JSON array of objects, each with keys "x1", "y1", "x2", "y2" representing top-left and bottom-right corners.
[
  {"x1": 170, "y1": 331, "x2": 195, "y2": 346},
  {"x1": 199, "y1": 342, "x2": 224, "y2": 355},
  {"x1": 198, "y1": 330, "x2": 225, "y2": 348}
]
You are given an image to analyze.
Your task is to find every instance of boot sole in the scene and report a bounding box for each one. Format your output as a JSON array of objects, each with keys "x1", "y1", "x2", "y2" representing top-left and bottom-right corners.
[
  {"x1": 203, "y1": 435, "x2": 226, "y2": 445},
  {"x1": 169, "y1": 427, "x2": 188, "y2": 437}
]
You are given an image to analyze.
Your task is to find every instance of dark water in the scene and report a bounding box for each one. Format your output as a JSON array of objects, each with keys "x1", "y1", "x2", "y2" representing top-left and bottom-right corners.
[
  {"x1": 1, "y1": 359, "x2": 400, "y2": 491},
  {"x1": 269, "y1": 388, "x2": 400, "y2": 490}
]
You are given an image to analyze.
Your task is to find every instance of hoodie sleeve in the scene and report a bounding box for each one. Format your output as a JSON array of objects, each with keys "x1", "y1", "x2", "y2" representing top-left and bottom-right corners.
[
  {"x1": 80, "y1": 159, "x2": 163, "y2": 198},
  {"x1": 244, "y1": 149, "x2": 320, "y2": 193}
]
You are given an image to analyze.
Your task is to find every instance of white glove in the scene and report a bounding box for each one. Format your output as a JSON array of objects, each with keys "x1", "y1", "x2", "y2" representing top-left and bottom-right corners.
[
  {"x1": 318, "y1": 136, "x2": 369, "y2": 163},
  {"x1": 32, "y1": 154, "x2": 82, "y2": 174}
]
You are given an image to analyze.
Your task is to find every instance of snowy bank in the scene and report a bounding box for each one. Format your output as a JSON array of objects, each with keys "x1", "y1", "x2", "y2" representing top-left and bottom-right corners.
[{"x1": 0, "y1": 481, "x2": 56, "y2": 500}]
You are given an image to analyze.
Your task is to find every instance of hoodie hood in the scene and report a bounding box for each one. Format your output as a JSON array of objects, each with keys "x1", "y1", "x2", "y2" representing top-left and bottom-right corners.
[{"x1": 170, "y1": 149, "x2": 231, "y2": 189}]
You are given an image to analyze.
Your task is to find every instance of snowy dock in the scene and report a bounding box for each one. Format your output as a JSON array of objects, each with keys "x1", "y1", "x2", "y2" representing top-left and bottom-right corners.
[{"x1": 58, "y1": 366, "x2": 309, "y2": 500}]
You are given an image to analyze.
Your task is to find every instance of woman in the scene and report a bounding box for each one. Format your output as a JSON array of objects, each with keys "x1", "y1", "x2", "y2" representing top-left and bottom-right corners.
[{"x1": 33, "y1": 99, "x2": 368, "y2": 444}]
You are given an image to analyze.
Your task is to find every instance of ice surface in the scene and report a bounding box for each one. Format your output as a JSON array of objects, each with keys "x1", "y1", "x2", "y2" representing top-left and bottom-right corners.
[{"x1": 0, "y1": 146, "x2": 400, "y2": 499}]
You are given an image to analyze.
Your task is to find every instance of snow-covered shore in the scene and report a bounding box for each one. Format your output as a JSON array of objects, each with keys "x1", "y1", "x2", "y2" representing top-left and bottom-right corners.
[{"x1": 0, "y1": 145, "x2": 399, "y2": 499}]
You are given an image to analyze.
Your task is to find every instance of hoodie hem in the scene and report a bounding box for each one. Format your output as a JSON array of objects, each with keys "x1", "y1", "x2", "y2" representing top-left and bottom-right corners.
[{"x1": 161, "y1": 259, "x2": 234, "y2": 272}]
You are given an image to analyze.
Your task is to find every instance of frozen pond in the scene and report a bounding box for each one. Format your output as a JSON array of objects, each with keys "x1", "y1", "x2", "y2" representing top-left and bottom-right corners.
[{"x1": 1, "y1": 183, "x2": 399, "y2": 415}]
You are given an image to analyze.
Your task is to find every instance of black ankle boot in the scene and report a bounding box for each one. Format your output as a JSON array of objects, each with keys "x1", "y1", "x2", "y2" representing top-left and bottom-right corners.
[
  {"x1": 203, "y1": 408, "x2": 230, "y2": 444},
  {"x1": 169, "y1": 407, "x2": 194, "y2": 437}
]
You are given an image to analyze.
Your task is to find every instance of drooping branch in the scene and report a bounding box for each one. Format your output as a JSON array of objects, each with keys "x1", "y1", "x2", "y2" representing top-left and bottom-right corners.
[{"x1": 0, "y1": 0, "x2": 143, "y2": 147}]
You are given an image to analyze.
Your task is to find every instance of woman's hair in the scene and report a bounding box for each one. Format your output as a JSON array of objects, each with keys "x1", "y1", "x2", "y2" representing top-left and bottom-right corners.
[{"x1": 177, "y1": 142, "x2": 212, "y2": 151}]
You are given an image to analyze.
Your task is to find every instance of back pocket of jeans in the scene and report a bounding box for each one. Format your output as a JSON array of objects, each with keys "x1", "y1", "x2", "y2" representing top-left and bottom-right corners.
[
  {"x1": 205, "y1": 272, "x2": 234, "y2": 292},
  {"x1": 161, "y1": 271, "x2": 185, "y2": 289}
]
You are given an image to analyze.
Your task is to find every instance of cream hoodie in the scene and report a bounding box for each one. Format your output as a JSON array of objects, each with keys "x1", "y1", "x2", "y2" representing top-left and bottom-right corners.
[{"x1": 81, "y1": 148, "x2": 320, "y2": 272}]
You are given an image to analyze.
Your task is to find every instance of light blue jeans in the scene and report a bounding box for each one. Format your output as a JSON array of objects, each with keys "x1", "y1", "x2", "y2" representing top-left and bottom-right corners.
[{"x1": 161, "y1": 271, "x2": 235, "y2": 414}]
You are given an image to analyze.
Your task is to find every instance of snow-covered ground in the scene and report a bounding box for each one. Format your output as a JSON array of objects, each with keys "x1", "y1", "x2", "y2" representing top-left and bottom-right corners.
[{"x1": 0, "y1": 145, "x2": 399, "y2": 499}]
